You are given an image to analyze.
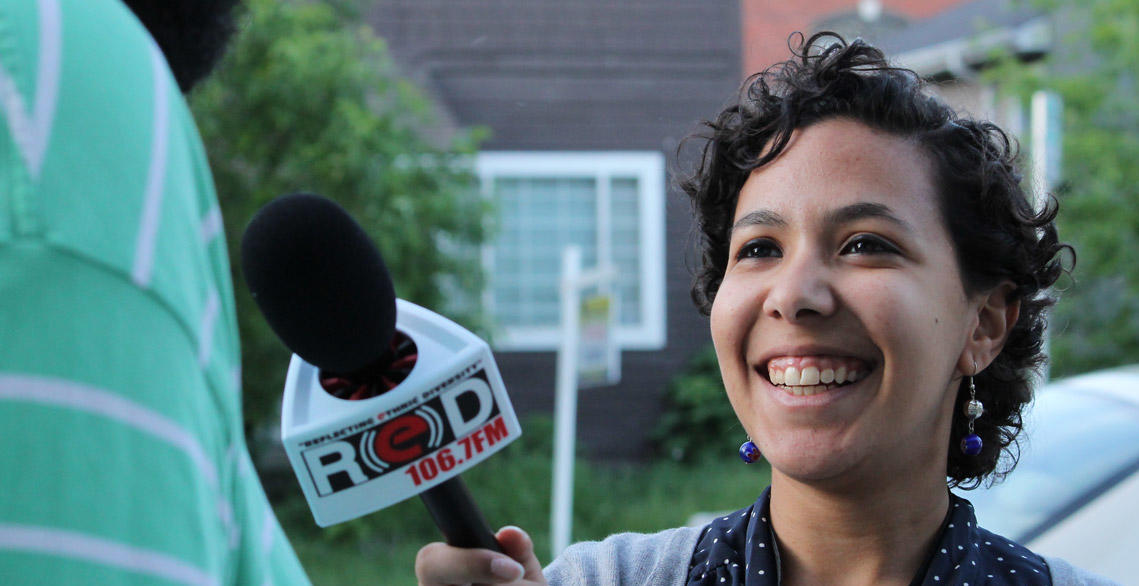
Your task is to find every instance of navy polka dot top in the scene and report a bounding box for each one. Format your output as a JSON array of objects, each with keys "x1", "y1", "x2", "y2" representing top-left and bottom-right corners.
[{"x1": 686, "y1": 487, "x2": 1050, "y2": 585}]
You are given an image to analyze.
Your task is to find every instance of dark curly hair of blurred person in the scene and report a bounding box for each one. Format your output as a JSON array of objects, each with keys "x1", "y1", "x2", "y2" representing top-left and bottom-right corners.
[
  {"x1": 123, "y1": 0, "x2": 241, "y2": 93},
  {"x1": 681, "y1": 32, "x2": 1074, "y2": 488}
]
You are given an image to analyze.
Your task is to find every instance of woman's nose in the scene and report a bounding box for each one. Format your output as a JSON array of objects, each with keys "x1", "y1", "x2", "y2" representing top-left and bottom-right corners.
[{"x1": 761, "y1": 252, "x2": 836, "y2": 322}]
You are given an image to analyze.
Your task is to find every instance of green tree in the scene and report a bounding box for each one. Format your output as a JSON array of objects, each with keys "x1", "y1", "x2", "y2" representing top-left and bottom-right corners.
[
  {"x1": 988, "y1": 0, "x2": 1139, "y2": 376},
  {"x1": 190, "y1": 0, "x2": 489, "y2": 435}
]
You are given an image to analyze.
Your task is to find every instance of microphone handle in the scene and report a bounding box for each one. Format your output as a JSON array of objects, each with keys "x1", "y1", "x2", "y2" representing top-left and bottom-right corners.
[{"x1": 419, "y1": 476, "x2": 502, "y2": 552}]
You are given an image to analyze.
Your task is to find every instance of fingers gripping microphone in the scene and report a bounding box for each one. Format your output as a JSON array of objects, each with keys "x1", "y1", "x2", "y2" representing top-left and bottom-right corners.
[{"x1": 241, "y1": 193, "x2": 521, "y2": 550}]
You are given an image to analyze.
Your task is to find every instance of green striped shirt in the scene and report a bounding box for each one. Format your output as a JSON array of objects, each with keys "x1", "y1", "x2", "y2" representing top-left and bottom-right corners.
[{"x1": 0, "y1": 1, "x2": 310, "y2": 583}]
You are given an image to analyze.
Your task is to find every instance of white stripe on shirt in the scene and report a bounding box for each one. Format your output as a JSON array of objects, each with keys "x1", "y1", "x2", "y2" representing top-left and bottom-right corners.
[
  {"x1": 217, "y1": 496, "x2": 241, "y2": 550},
  {"x1": 200, "y1": 206, "x2": 223, "y2": 245},
  {"x1": 29, "y1": 0, "x2": 61, "y2": 178},
  {"x1": 0, "y1": 374, "x2": 243, "y2": 545},
  {"x1": 0, "y1": 0, "x2": 62, "y2": 180},
  {"x1": 260, "y1": 507, "x2": 276, "y2": 555},
  {"x1": 198, "y1": 289, "x2": 220, "y2": 367},
  {"x1": 231, "y1": 365, "x2": 243, "y2": 398},
  {"x1": 0, "y1": 524, "x2": 219, "y2": 586},
  {"x1": 0, "y1": 374, "x2": 217, "y2": 488},
  {"x1": 131, "y1": 42, "x2": 171, "y2": 288}
]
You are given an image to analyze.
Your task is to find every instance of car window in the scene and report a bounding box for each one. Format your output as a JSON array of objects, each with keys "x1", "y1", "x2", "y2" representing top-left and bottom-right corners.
[{"x1": 962, "y1": 385, "x2": 1139, "y2": 541}]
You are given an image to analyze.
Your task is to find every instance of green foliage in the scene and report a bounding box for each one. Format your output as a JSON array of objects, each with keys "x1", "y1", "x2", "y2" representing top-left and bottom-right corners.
[
  {"x1": 189, "y1": 0, "x2": 489, "y2": 432},
  {"x1": 985, "y1": 0, "x2": 1139, "y2": 376},
  {"x1": 653, "y1": 345, "x2": 746, "y2": 463},
  {"x1": 275, "y1": 414, "x2": 770, "y2": 585}
]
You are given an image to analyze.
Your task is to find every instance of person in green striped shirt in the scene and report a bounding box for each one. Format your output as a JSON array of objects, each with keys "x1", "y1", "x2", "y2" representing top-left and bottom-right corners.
[{"x1": 0, "y1": 1, "x2": 310, "y2": 583}]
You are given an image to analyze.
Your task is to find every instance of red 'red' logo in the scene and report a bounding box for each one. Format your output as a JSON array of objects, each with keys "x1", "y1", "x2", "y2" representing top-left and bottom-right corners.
[{"x1": 373, "y1": 414, "x2": 428, "y2": 464}]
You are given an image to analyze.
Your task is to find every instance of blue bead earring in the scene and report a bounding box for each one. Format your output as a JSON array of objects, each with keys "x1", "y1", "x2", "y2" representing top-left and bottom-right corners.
[
  {"x1": 739, "y1": 438, "x2": 761, "y2": 464},
  {"x1": 961, "y1": 363, "x2": 984, "y2": 456}
]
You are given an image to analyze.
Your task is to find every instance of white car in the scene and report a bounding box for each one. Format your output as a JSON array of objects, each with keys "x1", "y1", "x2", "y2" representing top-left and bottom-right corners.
[{"x1": 963, "y1": 364, "x2": 1139, "y2": 584}]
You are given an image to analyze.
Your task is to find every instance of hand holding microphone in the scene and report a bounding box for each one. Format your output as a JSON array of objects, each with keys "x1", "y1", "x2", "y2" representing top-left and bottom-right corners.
[
  {"x1": 240, "y1": 193, "x2": 524, "y2": 551},
  {"x1": 416, "y1": 525, "x2": 547, "y2": 585}
]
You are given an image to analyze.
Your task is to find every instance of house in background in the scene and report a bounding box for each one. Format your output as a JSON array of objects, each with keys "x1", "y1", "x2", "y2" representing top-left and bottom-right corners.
[
  {"x1": 797, "y1": 0, "x2": 1059, "y2": 195},
  {"x1": 741, "y1": 0, "x2": 965, "y2": 75},
  {"x1": 882, "y1": 0, "x2": 1053, "y2": 137},
  {"x1": 364, "y1": 0, "x2": 1055, "y2": 461},
  {"x1": 367, "y1": 0, "x2": 741, "y2": 460},
  {"x1": 744, "y1": 0, "x2": 1055, "y2": 148}
]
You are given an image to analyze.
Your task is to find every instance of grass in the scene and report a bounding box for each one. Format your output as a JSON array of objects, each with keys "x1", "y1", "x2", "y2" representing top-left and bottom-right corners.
[{"x1": 272, "y1": 416, "x2": 771, "y2": 585}]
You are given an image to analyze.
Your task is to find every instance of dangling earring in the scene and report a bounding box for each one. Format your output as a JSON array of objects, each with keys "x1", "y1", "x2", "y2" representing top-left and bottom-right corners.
[
  {"x1": 739, "y1": 437, "x2": 761, "y2": 464},
  {"x1": 961, "y1": 362, "x2": 984, "y2": 456}
]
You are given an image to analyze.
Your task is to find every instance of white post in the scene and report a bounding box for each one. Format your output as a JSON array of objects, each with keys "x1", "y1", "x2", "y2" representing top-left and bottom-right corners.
[
  {"x1": 1031, "y1": 90, "x2": 1062, "y2": 383},
  {"x1": 1032, "y1": 90, "x2": 1062, "y2": 207},
  {"x1": 551, "y1": 246, "x2": 582, "y2": 559}
]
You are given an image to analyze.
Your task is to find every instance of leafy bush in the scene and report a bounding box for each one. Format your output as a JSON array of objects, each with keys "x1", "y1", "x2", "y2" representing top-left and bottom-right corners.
[{"x1": 653, "y1": 344, "x2": 746, "y2": 463}]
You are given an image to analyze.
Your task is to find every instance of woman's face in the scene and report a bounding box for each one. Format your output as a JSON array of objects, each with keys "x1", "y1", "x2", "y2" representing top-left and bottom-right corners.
[{"x1": 710, "y1": 118, "x2": 979, "y2": 486}]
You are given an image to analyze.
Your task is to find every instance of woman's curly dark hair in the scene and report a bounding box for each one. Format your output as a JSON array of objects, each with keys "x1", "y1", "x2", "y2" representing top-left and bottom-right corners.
[
  {"x1": 124, "y1": 0, "x2": 242, "y2": 93},
  {"x1": 681, "y1": 32, "x2": 1073, "y2": 488}
]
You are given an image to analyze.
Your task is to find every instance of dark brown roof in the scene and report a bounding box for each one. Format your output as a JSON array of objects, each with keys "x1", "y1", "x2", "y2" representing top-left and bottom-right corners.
[{"x1": 368, "y1": 0, "x2": 742, "y2": 150}]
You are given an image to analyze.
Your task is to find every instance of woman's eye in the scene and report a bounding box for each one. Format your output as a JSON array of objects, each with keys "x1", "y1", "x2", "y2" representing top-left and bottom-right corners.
[
  {"x1": 736, "y1": 238, "x2": 782, "y2": 260},
  {"x1": 841, "y1": 234, "x2": 899, "y2": 255}
]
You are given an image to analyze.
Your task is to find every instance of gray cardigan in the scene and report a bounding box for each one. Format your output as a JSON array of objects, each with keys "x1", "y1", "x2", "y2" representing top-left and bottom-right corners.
[{"x1": 543, "y1": 527, "x2": 1120, "y2": 585}]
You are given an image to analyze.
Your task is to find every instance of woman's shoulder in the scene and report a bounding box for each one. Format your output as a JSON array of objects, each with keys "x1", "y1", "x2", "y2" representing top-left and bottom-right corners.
[
  {"x1": 972, "y1": 521, "x2": 1120, "y2": 585},
  {"x1": 538, "y1": 522, "x2": 1123, "y2": 586},
  {"x1": 543, "y1": 526, "x2": 702, "y2": 586},
  {"x1": 1041, "y1": 555, "x2": 1122, "y2": 586}
]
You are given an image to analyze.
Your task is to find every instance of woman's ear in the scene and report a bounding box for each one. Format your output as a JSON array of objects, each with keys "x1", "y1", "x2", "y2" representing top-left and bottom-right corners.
[{"x1": 959, "y1": 281, "x2": 1020, "y2": 373}]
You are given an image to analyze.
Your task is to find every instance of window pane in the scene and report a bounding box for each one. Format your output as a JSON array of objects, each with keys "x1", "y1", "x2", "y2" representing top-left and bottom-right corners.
[
  {"x1": 611, "y1": 177, "x2": 641, "y2": 325},
  {"x1": 491, "y1": 176, "x2": 598, "y2": 328}
]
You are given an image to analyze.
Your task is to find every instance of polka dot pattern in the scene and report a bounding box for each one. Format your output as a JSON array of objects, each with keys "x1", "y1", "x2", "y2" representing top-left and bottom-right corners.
[
  {"x1": 686, "y1": 489, "x2": 776, "y2": 585},
  {"x1": 685, "y1": 488, "x2": 1050, "y2": 585}
]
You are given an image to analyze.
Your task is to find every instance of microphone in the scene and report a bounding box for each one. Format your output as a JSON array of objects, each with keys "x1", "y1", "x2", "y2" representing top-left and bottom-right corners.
[{"x1": 241, "y1": 193, "x2": 521, "y2": 551}]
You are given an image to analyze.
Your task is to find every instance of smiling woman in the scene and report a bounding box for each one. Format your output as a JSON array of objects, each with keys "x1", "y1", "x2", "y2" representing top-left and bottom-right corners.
[
  {"x1": 413, "y1": 33, "x2": 1115, "y2": 586},
  {"x1": 688, "y1": 37, "x2": 1064, "y2": 492},
  {"x1": 712, "y1": 118, "x2": 986, "y2": 488}
]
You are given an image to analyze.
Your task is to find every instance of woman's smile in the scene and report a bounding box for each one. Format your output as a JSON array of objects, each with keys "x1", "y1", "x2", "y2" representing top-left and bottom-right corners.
[{"x1": 761, "y1": 355, "x2": 873, "y2": 395}]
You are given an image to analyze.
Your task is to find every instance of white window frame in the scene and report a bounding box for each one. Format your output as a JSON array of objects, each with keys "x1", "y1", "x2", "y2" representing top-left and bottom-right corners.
[{"x1": 477, "y1": 151, "x2": 666, "y2": 352}]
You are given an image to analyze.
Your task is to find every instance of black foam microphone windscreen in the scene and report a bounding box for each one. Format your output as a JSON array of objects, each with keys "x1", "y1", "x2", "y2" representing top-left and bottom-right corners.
[{"x1": 240, "y1": 193, "x2": 397, "y2": 375}]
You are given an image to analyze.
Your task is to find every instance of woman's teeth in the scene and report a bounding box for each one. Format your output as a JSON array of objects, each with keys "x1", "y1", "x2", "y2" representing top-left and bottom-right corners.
[{"x1": 765, "y1": 359, "x2": 869, "y2": 396}]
